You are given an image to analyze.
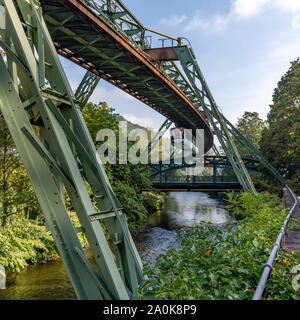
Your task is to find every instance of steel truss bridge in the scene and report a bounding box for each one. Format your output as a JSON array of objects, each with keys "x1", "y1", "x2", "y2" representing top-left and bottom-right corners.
[
  {"x1": 150, "y1": 155, "x2": 259, "y2": 191},
  {"x1": 0, "y1": 0, "x2": 284, "y2": 300}
]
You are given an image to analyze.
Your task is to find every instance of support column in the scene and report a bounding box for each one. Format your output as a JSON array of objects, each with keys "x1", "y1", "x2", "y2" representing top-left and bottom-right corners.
[{"x1": 0, "y1": 0, "x2": 143, "y2": 300}]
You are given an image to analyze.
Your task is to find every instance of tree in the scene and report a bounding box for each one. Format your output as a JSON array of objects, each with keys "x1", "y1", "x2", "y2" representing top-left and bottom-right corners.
[
  {"x1": 0, "y1": 101, "x2": 162, "y2": 229},
  {"x1": 235, "y1": 111, "x2": 265, "y2": 158},
  {"x1": 0, "y1": 115, "x2": 39, "y2": 227},
  {"x1": 82, "y1": 102, "x2": 119, "y2": 142},
  {"x1": 82, "y1": 102, "x2": 161, "y2": 227},
  {"x1": 260, "y1": 58, "x2": 300, "y2": 188}
]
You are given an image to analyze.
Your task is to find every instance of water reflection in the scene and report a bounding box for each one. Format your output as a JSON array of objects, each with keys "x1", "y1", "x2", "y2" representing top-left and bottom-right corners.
[
  {"x1": 0, "y1": 258, "x2": 76, "y2": 300},
  {"x1": 134, "y1": 192, "x2": 229, "y2": 266},
  {"x1": 0, "y1": 192, "x2": 229, "y2": 300},
  {"x1": 0, "y1": 249, "x2": 98, "y2": 300},
  {"x1": 147, "y1": 192, "x2": 228, "y2": 230}
]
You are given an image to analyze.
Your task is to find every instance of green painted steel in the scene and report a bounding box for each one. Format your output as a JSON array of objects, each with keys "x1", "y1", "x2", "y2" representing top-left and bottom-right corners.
[
  {"x1": 48, "y1": 0, "x2": 280, "y2": 190},
  {"x1": 218, "y1": 113, "x2": 284, "y2": 183},
  {"x1": 0, "y1": 0, "x2": 284, "y2": 301},
  {"x1": 146, "y1": 119, "x2": 172, "y2": 157},
  {"x1": 212, "y1": 144, "x2": 221, "y2": 157},
  {"x1": 162, "y1": 59, "x2": 283, "y2": 184},
  {"x1": 0, "y1": 0, "x2": 142, "y2": 300},
  {"x1": 75, "y1": 71, "x2": 100, "y2": 110},
  {"x1": 151, "y1": 176, "x2": 242, "y2": 191},
  {"x1": 173, "y1": 46, "x2": 257, "y2": 194},
  {"x1": 39, "y1": 0, "x2": 214, "y2": 153},
  {"x1": 150, "y1": 156, "x2": 259, "y2": 178},
  {"x1": 41, "y1": 0, "x2": 282, "y2": 187}
]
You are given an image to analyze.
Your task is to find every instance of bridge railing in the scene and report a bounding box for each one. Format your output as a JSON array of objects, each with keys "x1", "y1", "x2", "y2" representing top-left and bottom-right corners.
[
  {"x1": 252, "y1": 185, "x2": 298, "y2": 300},
  {"x1": 151, "y1": 175, "x2": 240, "y2": 184}
]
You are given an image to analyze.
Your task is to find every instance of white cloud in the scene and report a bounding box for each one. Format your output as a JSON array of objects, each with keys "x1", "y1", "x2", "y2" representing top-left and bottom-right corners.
[
  {"x1": 270, "y1": 40, "x2": 300, "y2": 62},
  {"x1": 232, "y1": 0, "x2": 270, "y2": 18},
  {"x1": 215, "y1": 40, "x2": 300, "y2": 124},
  {"x1": 159, "y1": 14, "x2": 187, "y2": 27},
  {"x1": 215, "y1": 66, "x2": 283, "y2": 124},
  {"x1": 121, "y1": 113, "x2": 156, "y2": 128},
  {"x1": 274, "y1": 0, "x2": 300, "y2": 13},
  {"x1": 184, "y1": 11, "x2": 229, "y2": 33},
  {"x1": 90, "y1": 86, "x2": 135, "y2": 105},
  {"x1": 159, "y1": 0, "x2": 300, "y2": 33},
  {"x1": 233, "y1": 0, "x2": 300, "y2": 18}
]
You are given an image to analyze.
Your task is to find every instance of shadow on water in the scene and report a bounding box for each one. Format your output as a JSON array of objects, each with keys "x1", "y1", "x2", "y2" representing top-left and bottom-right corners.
[{"x1": 0, "y1": 191, "x2": 229, "y2": 300}]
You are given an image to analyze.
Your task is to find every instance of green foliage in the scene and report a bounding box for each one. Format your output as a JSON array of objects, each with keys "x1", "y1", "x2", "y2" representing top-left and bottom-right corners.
[
  {"x1": 0, "y1": 212, "x2": 88, "y2": 272},
  {"x1": 0, "y1": 116, "x2": 40, "y2": 227},
  {"x1": 141, "y1": 192, "x2": 164, "y2": 213},
  {"x1": 82, "y1": 102, "x2": 163, "y2": 227},
  {"x1": 260, "y1": 58, "x2": 300, "y2": 190},
  {"x1": 110, "y1": 179, "x2": 148, "y2": 225},
  {"x1": 69, "y1": 212, "x2": 89, "y2": 248},
  {"x1": 286, "y1": 169, "x2": 300, "y2": 194},
  {"x1": 288, "y1": 218, "x2": 300, "y2": 231},
  {"x1": 235, "y1": 112, "x2": 266, "y2": 158},
  {"x1": 137, "y1": 192, "x2": 300, "y2": 300},
  {"x1": 0, "y1": 100, "x2": 161, "y2": 272},
  {"x1": 0, "y1": 217, "x2": 54, "y2": 272},
  {"x1": 82, "y1": 102, "x2": 119, "y2": 142},
  {"x1": 225, "y1": 192, "x2": 281, "y2": 218},
  {"x1": 251, "y1": 173, "x2": 282, "y2": 195}
]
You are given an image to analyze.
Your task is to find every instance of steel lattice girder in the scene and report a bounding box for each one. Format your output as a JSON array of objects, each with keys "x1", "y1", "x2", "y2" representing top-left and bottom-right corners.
[
  {"x1": 218, "y1": 113, "x2": 284, "y2": 183},
  {"x1": 0, "y1": 0, "x2": 143, "y2": 300},
  {"x1": 146, "y1": 119, "x2": 172, "y2": 156},
  {"x1": 162, "y1": 48, "x2": 283, "y2": 185},
  {"x1": 42, "y1": 0, "x2": 282, "y2": 188},
  {"x1": 75, "y1": 71, "x2": 100, "y2": 110},
  {"x1": 39, "y1": 0, "x2": 214, "y2": 153},
  {"x1": 174, "y1": 46, "x2": 257, "y2": 194},
  {"x1": 163, "y1": 58, "x2": 283, "y2": 183}
]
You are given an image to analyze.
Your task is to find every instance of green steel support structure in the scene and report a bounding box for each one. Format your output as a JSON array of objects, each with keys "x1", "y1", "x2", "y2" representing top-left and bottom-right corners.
[
  {"x1": 74, "y1": 0, "x2": 282, "y2": 189},
  {"x1": 147, "y1": 118, "x2": 172, "y2": 157},
  {"x1": 0, "y1": 0, "x2": 142, "y2": 300},
  {"x1": 75, "y1": 71, "x2": 100, "y2": 110},
  {"x1": 218, "y1": 113, "x2": 284, "y2": 183},
  {"x1": 0, "y1": 0, "x2": 285, "y2": 300},
  {"x1": 173, "y1": 46, "x2": 257, "y2": 194},
  {"x1": 49, "y1": 0, "x2": 282, "y2": 188},
  {"x1": 150, "y1": 156, "x2": 259, "y2": 178}
]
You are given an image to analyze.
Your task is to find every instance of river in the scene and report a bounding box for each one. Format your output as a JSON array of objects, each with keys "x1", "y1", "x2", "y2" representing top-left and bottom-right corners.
[{"x1": 0, "y1": 191, "x2": 229, "y2": 300}]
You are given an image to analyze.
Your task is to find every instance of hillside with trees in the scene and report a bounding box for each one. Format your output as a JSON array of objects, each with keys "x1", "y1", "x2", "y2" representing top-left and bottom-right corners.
[{"x1": 260, "y1": 59, "x2": 300, "y2": 191}]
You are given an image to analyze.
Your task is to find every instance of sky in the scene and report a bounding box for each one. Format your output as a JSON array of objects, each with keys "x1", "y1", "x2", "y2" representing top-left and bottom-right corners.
[{"x1": 61, "y1": 0, "x2": 300, "y2": 129}]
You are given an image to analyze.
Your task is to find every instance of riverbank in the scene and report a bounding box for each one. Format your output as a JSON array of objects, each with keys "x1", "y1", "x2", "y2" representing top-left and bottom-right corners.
[
  {"x1": 0, "y1": 190, "x2": 164, "y2": 274},
  {"x1": 0, "y1": 191, "x2": 229, "y2": 299},
  {"x1": 133, "y1": 191, "x2": 230, "y2": 265},
  {"x1": 137, "y1": 192, "x2": 300, "y2": 300},
  {"x1": 0, "y1": 213, "x2": 89, "y2": 273}
]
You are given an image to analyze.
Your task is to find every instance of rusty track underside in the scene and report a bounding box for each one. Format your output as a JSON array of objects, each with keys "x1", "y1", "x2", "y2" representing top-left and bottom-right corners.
[{"x1": 40, "y1": 0, "x2": 214, "y2": 152}]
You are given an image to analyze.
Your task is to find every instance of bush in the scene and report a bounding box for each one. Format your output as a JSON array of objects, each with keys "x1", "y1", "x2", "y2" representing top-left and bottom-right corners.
[
  {"x1": 137, "y1": 192, "x2": 300, "y2": 300},
  {"x1": 0, "y1": 218, "x2": 54, "y2": 272},
  {"x1": 141, "y1": 192, "x2": 164, "y2": 213},
  {"x1": 0, "y1": 213, "x2": 88, "y2": 272}
]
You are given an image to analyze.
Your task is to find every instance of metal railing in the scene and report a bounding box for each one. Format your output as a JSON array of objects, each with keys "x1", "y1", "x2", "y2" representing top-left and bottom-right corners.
[
  {"x1": 252, "y1": 185, "x2": 298, "y2": 300},
  {"x1": 151, "y1": 175, "x2": 239, "y2": 184}
]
